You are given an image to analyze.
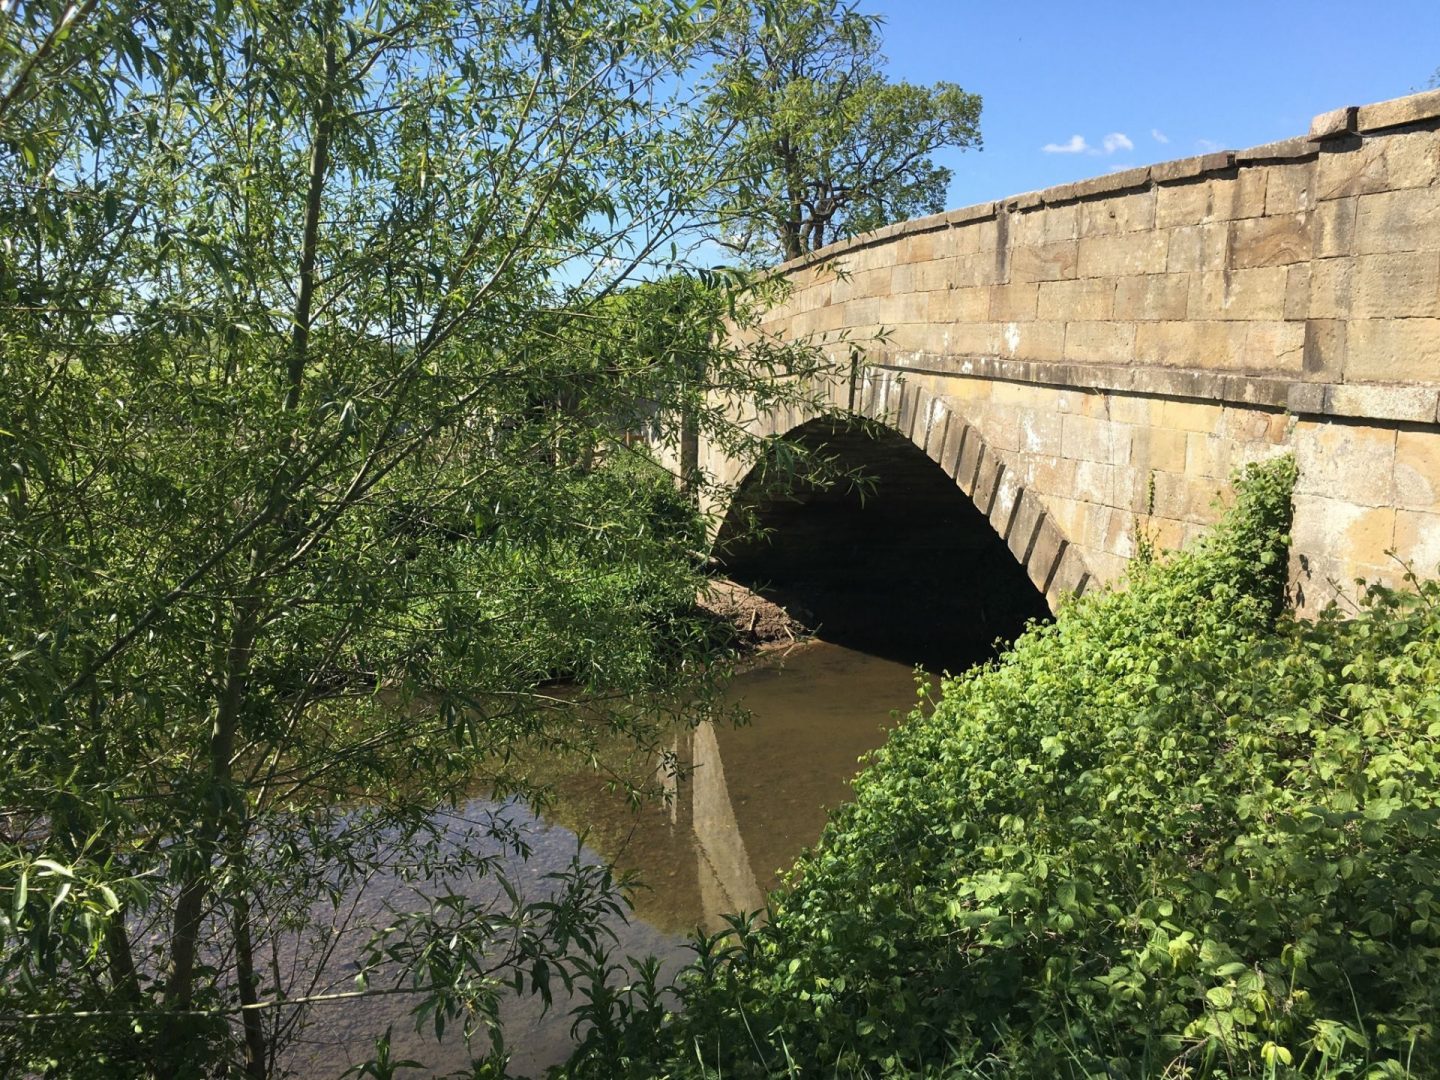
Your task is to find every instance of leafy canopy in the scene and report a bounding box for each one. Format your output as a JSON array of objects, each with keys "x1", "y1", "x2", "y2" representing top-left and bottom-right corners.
[
  {"x1": 704, "y1": 0, "x2": 982, "y2": 261},
  {"x1": 0, "y1": 0, "x2": 841, "y2": 1075}
]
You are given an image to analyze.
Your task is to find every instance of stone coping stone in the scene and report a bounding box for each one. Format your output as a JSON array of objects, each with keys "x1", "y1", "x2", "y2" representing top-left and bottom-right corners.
[{"x1": 770, "y1": 89, "x2": 1440, "y2": 278}]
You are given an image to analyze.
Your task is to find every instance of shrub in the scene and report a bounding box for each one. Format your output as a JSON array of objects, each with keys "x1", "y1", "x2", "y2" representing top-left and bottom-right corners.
[{"x1": 571, "y1": 456, "x2": 1440, "y2": 1078}]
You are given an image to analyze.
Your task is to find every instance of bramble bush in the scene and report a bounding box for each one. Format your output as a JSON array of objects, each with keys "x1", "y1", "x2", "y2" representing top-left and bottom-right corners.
[{"x1": 570, "y1": 456, "x2": 1440, "y2": 1078}]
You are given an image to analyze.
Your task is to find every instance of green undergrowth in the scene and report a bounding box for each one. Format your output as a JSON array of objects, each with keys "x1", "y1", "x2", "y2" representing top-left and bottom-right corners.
[{"x1": 563, "y1": 456, "x2": 1440, "y2": 1078}]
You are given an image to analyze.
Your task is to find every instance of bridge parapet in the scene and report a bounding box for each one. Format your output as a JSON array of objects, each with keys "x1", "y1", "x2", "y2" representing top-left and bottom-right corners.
[{"x1": 707, "y1": 90, "x2": 1440, "y2": 613}]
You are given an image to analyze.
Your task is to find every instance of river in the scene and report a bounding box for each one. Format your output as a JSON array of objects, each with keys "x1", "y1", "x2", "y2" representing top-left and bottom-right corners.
[{"x1": 282, "y1": 640, "x2": 919, "y2": 1077}]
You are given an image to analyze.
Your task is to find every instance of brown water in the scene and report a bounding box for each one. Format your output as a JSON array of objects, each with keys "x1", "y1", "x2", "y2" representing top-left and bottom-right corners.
[{"x1": 284, "y1": 640, "x2": 918, "y2": 1077}]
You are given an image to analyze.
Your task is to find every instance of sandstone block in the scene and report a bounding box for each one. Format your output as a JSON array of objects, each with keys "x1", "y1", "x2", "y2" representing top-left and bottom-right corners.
[
  {"x1": 944, "y1": 319, "x2": 1002, "y2": 356},
  {"x1": 989, "y1": 283, "x2": 1039, "y2": 321},
  {"x1": 971, "y1": 454, "x2": 1005, "y2": 516},
  {"x1": 1314, "y1": 196, "x2": 1357, "y2": 258},
  {"x1": 1351, "y1": 251, "x2": 1440, "y2": 318},
  {"x1": 1166, "y1": 222, "x2": 1230, "y2": 272},
  {"x1": 1004, "y1": 494, "x2": 1046, "y2": 565},
  {"x1": 1107, "y1": 393, "x2": 1153, "y2": 426},
  {"x1": 1114, "y1": 273, "x2": 1191, "y2": 320},
  {"x1": 1310, "y1": 105, "x2": 1358, "y2": 140},
  {"x1": 1236, "y1": 137, "x2": 1319, "y2": 164},
  {"x1": 899, "y1": 385, "x2": 927, "y2": 443},
  {"x1": 1353, "y1": 187, "x2": 1440, "y2": 255},
  {"x1": 1231, "y1": 212, "x2": 1312, "y2": 267},
  {"x1": 1157, "y1": 397, "x2": 1223, "y2": 434},
  {"x1": 887, "y1": 291, "x2": 934, "y2": 325},
  {"x1": 1151, "y1": 151, "x2": 1237, "y2": 184},
  {"x1": 897, "y1": 230, "x2": 939, "y2": 264},
  {"x1": 1143, "y1": 515, "x2": 1188, "y2": 555},
  {"x1": 1026, "y1": 515, "x2": 1068, "y2": 592},
  {"x1": 1187, "y1": 266, "x2": 1288, "y2": 321},
  {"x1": 1149, "y1": 470, "x2": 1226, "y2": 523},
  {"x1": 1244, "y1": 320, "x2": 1307, "y2": 374},
  {"x1": 1072, "y1": 459, "x2": 1117, "y2": 507},
  {"x1": 1291, "y1": 493, "x2": 1396, "y2": 571},
  {"x1": 841, "y1": 296, "x2": 883, "y2": 329},
  {"x1": 1217, "y1": 405, "x2": 1277, "y2": 443},
  {"x1": 990, "y1": 379, "x2": 1045, "y2": 407},
  {"x1": 929, "y1": 285, "x2": 991, "y2": 324},
  {"x1": 949, "y1": 250, "x2": 1004, "y2": 287},
  {"x1": 1325, "y1": 384, "x2": 1440, "y2": 424},
  {"x1": 1077, "y1": 230, "x2": 1168, "y2": 277},
  {"x1": 1210, "y1": 169, "x2": 1270, "y2": 221},
  {"x1": 1009, "y1": 240, "x2": 1079, "y2": 283},
  {"x1": 1155, "y1": 180, "x2": 1211, "y2": 229},
  {"x1": 945, "y1": 216, "x2": 996, "y2": 257},
  {"x1": 1356, "y1": 89, "x2": 1440, "y2": 133},
  {"x1": 999, "y1": 319, "x2": 1066, "y2": 361},
  {"x1": 1394, "y1": 430, "x2": 1440, "y2": 512},
  {"x1": 1075, "y1": 501, "x2": 1116, "y2": 555},
  {"x1": 1070, "y1": 165, "x2": 1151, "y2": 200},
  {"x1": 1019, "y1": 454, "x2": 1078, "y2": 497},
  {"x1": 1185, "y1": 432, "x2": 1234, "y2": 479},
  {"x1": 954, "y1": 426, "x2": 985, "y2": 490},
  {"x1": 984, "y1": 402, "x2": 1027, "y2": 452},
  {"x1": 1038, "y1": 277, "x2": 1116, "y2": 321},
  {"x1": 939, "y1": 420, "x2": 969, "y2": 479},
  {"x1": 1316, "y1": 129, "x2": 1440, "y2": 199},
  {"x1": 1284, "y1": 265, "x2": 1312, "y2": 320},
  {"x1": 1344, "y1": 318, "x2": 1440, "y2": 382},
  {"x1": 1017, "y1": 409, "x2": 1064, "y2": 455},
  {"x1": 1265, "y1": 160, "x2": 1316, "y2": 215},
  {"x1": 1292, "y1": 419, "x2": 1396, "y2": 506},
  {"x1": 921, "y1": 395, "x2": 953, "y2": 456},
  {"x1": 1307, "y1": 258, "x2": 1354, "y2": 320},
  {"x1": 988, "y1": 466, "x2": 1024, "y2": 537},
  {"x1": 845, "y1": 266, "x2": 895, "y2": 300},
  {"x1": 1135, "y1": 320, "x2": 1243, "y2": 370},
  {"x1": 1394, "y1": 508, "x2": 1440, "y2": 577},
  {"x1": 1064, "y1": 321, "x2": 1138, "y2": 365},
  {"x1": 1025, "y1": 203, "x2": 1081, "y2": 246},
  {"x1": 1081, "y1": 190, "x2": 1157, "y2": 235},
  {"x1": 1062, "y1": 412, "x2": 1131, "y2": 464}
]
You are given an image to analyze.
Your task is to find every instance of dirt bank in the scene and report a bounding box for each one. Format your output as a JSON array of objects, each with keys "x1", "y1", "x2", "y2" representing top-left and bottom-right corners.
[{"x1": 697, "y1": 577, "x2": 812, "y2": 652}]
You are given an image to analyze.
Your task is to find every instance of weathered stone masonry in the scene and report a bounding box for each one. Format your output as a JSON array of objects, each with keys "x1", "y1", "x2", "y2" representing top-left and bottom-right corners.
[{"x1": 703, "y1": 89, "x2": 1440, "y2": 614}]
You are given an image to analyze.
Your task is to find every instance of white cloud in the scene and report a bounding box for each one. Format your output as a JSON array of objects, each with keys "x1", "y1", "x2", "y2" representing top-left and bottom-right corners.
[
  {"x1": 1042, "y1": 134, "x2": 1089, "y2": 154},
  {"x1": 1151, "y1": 128, "x2": 1169, "y2": 144},
  {"x1": 1196, "y1": 138, "x2": 1223, "y2": 152},
  {"x1": 1042, "y1": 132, "x2": 1135, "y2": 156},
  {"x1": 1107, "y1": 162, "x2": 1136, "y2": 173}
]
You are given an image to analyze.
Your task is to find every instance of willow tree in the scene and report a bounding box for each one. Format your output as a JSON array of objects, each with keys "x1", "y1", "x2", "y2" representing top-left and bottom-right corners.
[
  {"x1": 0, "y1": 0, "x2": 831, "y2": 1075},
  {"x1": 705, "y1": 0, "x2": 982, "y2": 261}
]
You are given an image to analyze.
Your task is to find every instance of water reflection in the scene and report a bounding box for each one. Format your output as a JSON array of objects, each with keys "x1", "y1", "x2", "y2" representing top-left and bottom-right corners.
[{"x1": 286, "y1": 640, "x2": 918, "y2": 1077}]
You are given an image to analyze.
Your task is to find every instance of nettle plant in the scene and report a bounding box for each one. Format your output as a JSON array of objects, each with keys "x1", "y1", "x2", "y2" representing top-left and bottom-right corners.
[{"x1": 572, "y1": 456, "x2": 1440, "y2": 1079}]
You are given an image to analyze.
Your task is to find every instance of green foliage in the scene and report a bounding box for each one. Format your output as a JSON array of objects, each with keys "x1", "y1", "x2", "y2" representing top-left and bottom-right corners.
[
  {"x1": 704, "y1": 0, "x2": 982, "y2": 261},
  {"x1": 0, "y1": 0, "x2": 842, "y2": 1075},
  {"x1": 579, "y1": 457, "x2": 1440, "y2": 1078}
]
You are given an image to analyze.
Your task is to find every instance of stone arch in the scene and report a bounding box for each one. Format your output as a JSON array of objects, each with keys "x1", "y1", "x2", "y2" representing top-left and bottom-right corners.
[
  {"x1": 710, "y1": 370, "x2": 1092, "y2": 668},
  {"x1": 715, "y1": 370, "x2": 1093, "y2": 610},
  {"x1": 849, "y1": 368, "x2": 1094, "y2": 612}
]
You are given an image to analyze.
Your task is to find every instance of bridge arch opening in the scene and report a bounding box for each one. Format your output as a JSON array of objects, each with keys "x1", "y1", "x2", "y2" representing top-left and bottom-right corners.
[{"x1": 713, "y1": 417, "x2": 1051, "y2": 672}]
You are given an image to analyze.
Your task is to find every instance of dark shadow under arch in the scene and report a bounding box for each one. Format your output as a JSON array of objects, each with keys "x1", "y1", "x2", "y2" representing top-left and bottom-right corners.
[{"x1": 713, "y1": 417, "x2": 1052, "y2": 673}]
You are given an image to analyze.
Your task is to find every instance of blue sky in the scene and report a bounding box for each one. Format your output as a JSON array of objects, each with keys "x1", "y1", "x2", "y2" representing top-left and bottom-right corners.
[{"x1": 873, "y1": 0, "x2": 1440, "y2": 208}]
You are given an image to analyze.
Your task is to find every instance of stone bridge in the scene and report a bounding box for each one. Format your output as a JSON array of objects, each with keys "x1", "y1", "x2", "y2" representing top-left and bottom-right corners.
[{"x1": 701, "y1": 89, "x2": 1440, "y2": 651}]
